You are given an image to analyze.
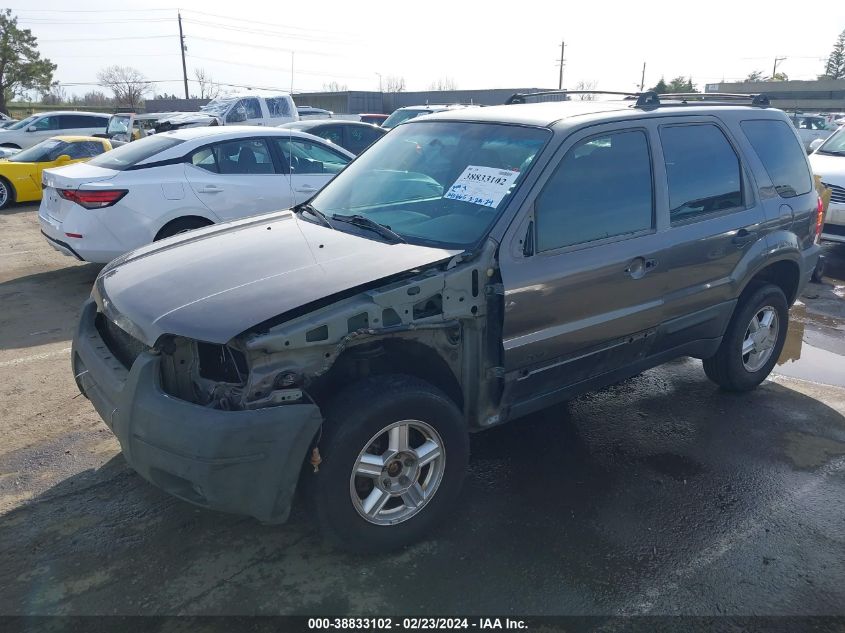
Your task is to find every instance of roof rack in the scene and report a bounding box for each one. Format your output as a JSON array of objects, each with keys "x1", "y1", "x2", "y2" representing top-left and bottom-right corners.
[{"x1": 504, "y1": 90, "x2": 770, "y2": 108}]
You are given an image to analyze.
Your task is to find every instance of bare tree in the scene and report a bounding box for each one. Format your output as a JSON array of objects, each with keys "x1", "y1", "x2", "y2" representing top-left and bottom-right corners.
[
  {"x1": 194, "y1": 68, "x2": 221, "y2": 100},
  {"x1": 384, "y1": 75, "x2": 406, "y2": 92},
  {"x1": 428, "y1": 76, "x2": 457, "y2": 91},
  {"x1": 574, "y1": 80, "x2": 597, "y2": 100},
  {"x1": 40, "y1": 83, "x2": 67, "y2": 105},
  {"x1": 97, "y1": 65, "x2": 151, "y2": 108},
  {"x1": 322, "y1": 81, "x2": 347, "y2": 92}
]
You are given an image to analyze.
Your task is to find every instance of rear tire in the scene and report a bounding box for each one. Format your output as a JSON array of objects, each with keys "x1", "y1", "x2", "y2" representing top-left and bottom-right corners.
[
  {"x1": 154, "y1": 217, "x2": 212, "y2": 240},
  {"x1": 312, "y1": 374, "x2": 469, "y2": 553},
  {"x1": 0, "y1": 177, "x2": 14, "y2": 210},
  {"x1": 703, "y1": 283, "x2": 788, "y2": 392}
]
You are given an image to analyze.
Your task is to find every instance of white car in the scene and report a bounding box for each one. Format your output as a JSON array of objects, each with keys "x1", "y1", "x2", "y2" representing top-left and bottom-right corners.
[
  {"x1": 788, "y1": 113, "x2": 837, "y2": 152},
  {"x1": 810, "y1": 126, "x2": 845, "y2": 244},
  {"x1": 39, "y1": 126, "x2": 354, "y2": 263},
  {"x1": 154, "y1": 92, "x2": 298, "y2": 131},
  {"x1": 0, "y1": 111, "x2": 110, "y2": 150}
]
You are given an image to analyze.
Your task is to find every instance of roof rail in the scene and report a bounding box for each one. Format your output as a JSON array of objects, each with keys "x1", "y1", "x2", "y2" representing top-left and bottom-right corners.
[
  {"x1": 504, "y1": 90, "x2": 770, "y2": 108},
  {"x1": 505, "y1": 90, "x2": 641, "y2": 105},
  {"x1": 657, "y1": 92, "x2": 770, "y2": 107}
]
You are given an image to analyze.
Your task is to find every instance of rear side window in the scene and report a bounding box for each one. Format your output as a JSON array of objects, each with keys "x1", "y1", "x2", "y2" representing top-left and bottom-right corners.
[
  {"x1": 346, "y1": 125, "x2": 383, "y2": 154},
  {"x1": 660, "y1": 124, "x2": 743, "y2": 224},
  {"x1": 535, "y1": 130, "x2": 654, "y2": 252},
  {"x1": 60, "y1": 115, "x2": 106, "y2": 129},
  {"x1": 267, "y1": 97, "x2": 292, "y2": 118},
  {"x1": 212, "y1": 139, "x2": 275, "y2": 174},
  {"x1": 740, "y1": 120, "x2": 812, "y2": 198},
  {"x1": 87, "y1": 135, "x2": 185, "y2": 171}
]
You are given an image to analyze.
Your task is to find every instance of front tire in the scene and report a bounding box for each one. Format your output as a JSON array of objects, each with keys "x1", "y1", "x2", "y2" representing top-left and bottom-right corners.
[
  {"x1": 703, "y1": 283, "x2": 788, "y2": 391},
  {"x1": 0, "y1": 177, "x2": 14, "y2": 210},
  {"x1": 312, "y1": 375, "x2": 469, "y2": 552}
]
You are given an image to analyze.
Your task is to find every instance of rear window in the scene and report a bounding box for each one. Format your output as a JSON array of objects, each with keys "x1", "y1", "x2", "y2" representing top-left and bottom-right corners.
[
  {"x1": 87, "y1": 135, "x2": 185, "y2": 171},
  {"x1": 740, "y1": 120, "x2": 812, "y2": 198}
]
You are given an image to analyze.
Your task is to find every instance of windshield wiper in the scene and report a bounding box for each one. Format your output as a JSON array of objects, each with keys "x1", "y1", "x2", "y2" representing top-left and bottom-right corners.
[
  {"x1": 817, "y1": 149, "x2": 845, "y2": 156},
  {"x1": 297, "y1": 203, "x2": 335, "y2": 229},
  {"x1": 331, "y1": 214, "x2": 407, "y2": 243}
]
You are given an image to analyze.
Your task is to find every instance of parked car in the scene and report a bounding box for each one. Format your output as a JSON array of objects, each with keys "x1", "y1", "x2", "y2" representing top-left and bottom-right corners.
[
  {"x1": 359, "y1": 113, "x2": 388, "y2": 126},
  {"x1": 154, "y1": 93, "x2": 298, "y2": 131},
  {"x1": 381, "y1": 104, "x2": 478, "y2": 129},
  {"x1": 0, "y1": 146, "x2": 20, "y2": 158},
  {"x1": 71, "y1": 93, "x2": 821, "y2": 552},
  {"x1": 278, "y1": 120, "x2": 386, "y2": 154},
  {"x1": 0, "y1": 113, "x2": 18, "y2": 129},
  {"x1": 101, "y1": 112, "x2": 160, "y2": 144},
  {"x1": 39, "y1": 126, "x2": 353, "y2": 263},
  {"x1": 0, "y1": 136, "x2": 112, "y2": 210},
  {"x1": 788, "y1": 113, "x2": 837, "y2": 152},
  {"x1": 0, "y1": 111, "x2": 110, "y2": 150},
  {"x1": 810, "y1": 126, "x2": 845, "y2": 244},
  {"x1": 297, "y1": 106, "x2": 333, "y2": 120}
]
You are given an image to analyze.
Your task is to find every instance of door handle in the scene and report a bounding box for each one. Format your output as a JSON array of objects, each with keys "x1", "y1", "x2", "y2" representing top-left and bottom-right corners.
[
  {"x1": 624, "y1": 257, "x2": 657, "y2": 279},
  {"x1": 295, "y1": 185, "x2": 318, "y2": 193},
  {"x1": 732, "y1": 228, "x2": 756, "y2": 246},
  {"x1": 198, "y1": 185, "x2": 223, "y2": 194}
]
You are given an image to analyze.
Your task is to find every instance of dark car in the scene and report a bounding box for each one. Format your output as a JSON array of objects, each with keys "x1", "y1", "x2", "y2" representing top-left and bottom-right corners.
[
  {"x1": 278, "y1": 120, "x2": 386, "y2": 155},
  {"x1": 359, "y1": 113, "x2": 388, "y2": 126},
  {"x1": 74, "y1": 91, "x2": 821, "y2": 552}
]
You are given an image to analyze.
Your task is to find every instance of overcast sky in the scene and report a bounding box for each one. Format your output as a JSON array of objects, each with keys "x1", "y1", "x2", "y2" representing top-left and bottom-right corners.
[{"x1": 8, "y1": 0, "x2": 845, "y2": 99}]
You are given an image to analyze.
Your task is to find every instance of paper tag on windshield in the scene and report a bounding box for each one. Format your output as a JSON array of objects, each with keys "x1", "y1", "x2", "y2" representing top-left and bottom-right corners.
[{"x1": 444, "y1": 165, "x2": 519, "y2": 208}]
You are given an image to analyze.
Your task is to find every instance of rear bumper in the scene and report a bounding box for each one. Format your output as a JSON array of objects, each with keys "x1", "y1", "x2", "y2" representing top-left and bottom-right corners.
[
  {"x1": 72, "y1": 300, "x2": 322, "y2": 523},
  {"x1": 38, "y1": 200, "x2": 130, "y2": 264}
]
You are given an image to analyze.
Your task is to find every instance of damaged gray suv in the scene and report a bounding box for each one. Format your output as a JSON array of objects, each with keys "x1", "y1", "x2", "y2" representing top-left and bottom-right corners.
[{"x1": 73, "y1": 91, "x2": 823, "y2": 551}]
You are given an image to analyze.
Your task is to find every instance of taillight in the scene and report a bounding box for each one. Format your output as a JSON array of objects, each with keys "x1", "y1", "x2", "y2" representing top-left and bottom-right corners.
[
  {"x1": 814, "y1": 195, "x2": 824, "y2": 245},
  {"x1": 58, "y1": 189, "x2": 127, "y2": 210}
]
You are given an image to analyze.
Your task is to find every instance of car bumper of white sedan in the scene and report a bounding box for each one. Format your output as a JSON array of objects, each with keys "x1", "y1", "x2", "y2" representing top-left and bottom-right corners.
[{"x1": 38, "y1": 201, "x2": 130, "y2": 264}]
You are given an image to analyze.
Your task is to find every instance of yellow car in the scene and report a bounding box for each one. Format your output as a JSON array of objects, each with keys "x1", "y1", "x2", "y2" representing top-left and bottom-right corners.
[{"x1": 0, "y1": 136, "x2": 112, "y2": 210}]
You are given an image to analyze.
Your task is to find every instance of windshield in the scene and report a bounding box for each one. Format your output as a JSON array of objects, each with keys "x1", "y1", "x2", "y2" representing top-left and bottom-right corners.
[
  {"x1": 200, "y1": 97, "x2": 237, "y2": 116},
  {"x1": 8, "y1": 139, "x2": 68, "y2": 163},
  {"x1": 382, "y1": 109, "x2": 434, "y2": 129},
  {"x1": 87, "y1": 135, "x2": 184, "y2": 171},
  {"x1": 309, "y1": 121, "x2": 550, "y2": 249},
  {"x1": 817, "y1": 127, "x2": 845, "y2": 155},
  {"x1": 6, "y1": 115, "x2": 38, "y2": 131},
  {"x1": 107, "y1": 115, "x2": 132, "y2": 136}
]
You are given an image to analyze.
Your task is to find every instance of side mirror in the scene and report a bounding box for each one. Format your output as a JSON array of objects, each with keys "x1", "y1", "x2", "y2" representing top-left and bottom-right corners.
[
  {"x1": 55, "y1": 154, "x2": 72, "y2": 164},
  {"x1": 27, "y1": 126, "x2": 37, "y2": 132},
  {"x1": 809, "y1": 138, "x2": 825, "y2": 153}
]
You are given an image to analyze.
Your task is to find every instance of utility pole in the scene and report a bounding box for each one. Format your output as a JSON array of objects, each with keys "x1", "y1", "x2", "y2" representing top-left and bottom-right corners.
[
  {"x1": 772, "y1": 56, "x2": 786, "y2": 80},
  {"x1": 178, "y1": 11, "x2": 189, "y2": 99},
  {"x1": 640, "y1": 62, "x2": 646, "y2": 91},
  {"x1": 558, "y1": 40, "x2": 566, "y2": 90}
]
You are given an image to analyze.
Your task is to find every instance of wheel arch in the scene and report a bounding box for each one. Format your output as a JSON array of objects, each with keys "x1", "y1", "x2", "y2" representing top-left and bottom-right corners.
[
  {"x1": 154, "y1": 214, "x2": 215, "y2": 240},
  {"x1": 0, "y1": 175, "x2": 16, "y2": 207},
  {"x1": 308, "y1": 337, "x2": 465, "y2": 414},
  {"x1": 739, "y1": 257, "x2": 801, "y2": 306}
]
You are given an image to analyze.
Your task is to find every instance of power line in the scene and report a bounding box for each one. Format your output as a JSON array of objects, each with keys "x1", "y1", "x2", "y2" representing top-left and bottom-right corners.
[
  {"x1": 186, "y1": 35, "x2": 344, "y2": 58},
  {"x1": 40, "y1": 35, "x2": 177, "y2": 42},
  {"x1": 181, "y1": 18, "x2": 360, "y2": 45},
  {"x1": 186, "y1": 54, "x2": 372, "y2": 80},
  {"x1": 180, "y1": 8, "x2": 350, "y2": 37}
]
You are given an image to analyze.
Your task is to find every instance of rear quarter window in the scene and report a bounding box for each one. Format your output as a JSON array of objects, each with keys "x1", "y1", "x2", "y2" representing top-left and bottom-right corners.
[
  {"x1": 87, "y1": 135, "x2": 185, "y2": 171},
  {"x1": 740, "y1": 119, "x2": 812, "y2": 198}
]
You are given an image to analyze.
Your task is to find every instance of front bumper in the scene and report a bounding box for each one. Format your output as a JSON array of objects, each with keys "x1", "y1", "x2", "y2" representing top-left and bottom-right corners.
[{"x1": 72, "y1": 300, "x2": 322, "y2": 523}]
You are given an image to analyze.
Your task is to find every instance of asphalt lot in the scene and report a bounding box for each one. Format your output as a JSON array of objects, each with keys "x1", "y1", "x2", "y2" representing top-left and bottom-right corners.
[{"x1": 1, "y1": 202, "x2": 844, "y2": 616}]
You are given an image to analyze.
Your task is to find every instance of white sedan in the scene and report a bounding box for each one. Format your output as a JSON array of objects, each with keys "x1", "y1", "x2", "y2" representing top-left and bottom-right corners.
[{"x1": 38, "y1": 126, "x2": 354, "y2": 263}]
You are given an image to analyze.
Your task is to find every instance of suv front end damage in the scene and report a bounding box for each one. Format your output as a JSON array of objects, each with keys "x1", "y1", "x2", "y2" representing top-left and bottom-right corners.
[
  {"x1": 73, "y1": 300, "x2": 322, "y2": 524},
  {"x1": 75, "y1": 239, "x2": 503, "y2": 523}
]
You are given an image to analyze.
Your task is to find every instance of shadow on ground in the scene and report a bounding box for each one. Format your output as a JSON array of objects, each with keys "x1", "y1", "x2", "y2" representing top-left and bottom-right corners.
[
  {"x1": 0, "y1": 264, "x2": 102, "y2": 350},
  {"x1": 1, "y1": 360, "x2": 844, "y2": 616}
]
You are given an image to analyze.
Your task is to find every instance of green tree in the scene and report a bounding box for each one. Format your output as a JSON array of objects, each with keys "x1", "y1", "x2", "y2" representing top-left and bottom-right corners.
[
  {"x1": 667, "y1": 76, "x2": 697, "y2": 93},
  {"x1": 820, "y1": 29, "x2": 845, "y2": 79},
  {"x1": 648, "y1": 77, "x2": 668, "y2": 93},
  {"x1": 0, "y1": 9, "x2": 56, "y2": 114},
  {"x1": 745, "y1": 70, "x2": 765, "y2": 82}
]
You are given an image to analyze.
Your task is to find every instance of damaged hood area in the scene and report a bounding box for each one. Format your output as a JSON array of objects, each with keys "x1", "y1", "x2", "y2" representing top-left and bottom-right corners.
[
  {"x1": 154, "y1": 112, "x2": 221, "y2": 129},
  {"x1": 94, "y1": 211, "x2": 460, "y2": 346}
]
